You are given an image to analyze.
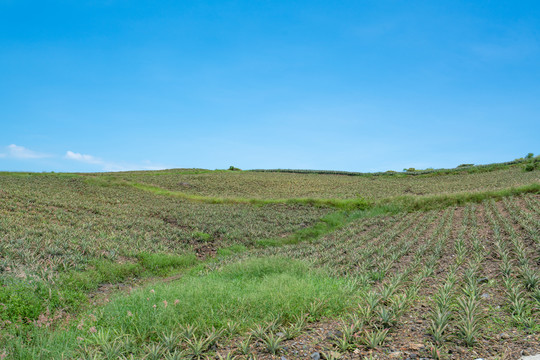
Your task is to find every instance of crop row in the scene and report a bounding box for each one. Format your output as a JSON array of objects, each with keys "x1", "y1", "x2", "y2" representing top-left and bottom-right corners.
[{"x1": 223, "y1": 196, "x2": 540, "y2": 358}]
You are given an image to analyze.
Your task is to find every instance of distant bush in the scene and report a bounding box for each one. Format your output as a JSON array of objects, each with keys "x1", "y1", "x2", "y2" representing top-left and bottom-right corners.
[
  {"x1": 252, "y1": 158, "x2": 530, "y2": 177},
  {"x1": 228, "y1": 166, "x2": 241, "y2": 171},
  {"x1": 457, "y1": 164, "x2": 474, "y2": 168},
  {"x1": 523, "y1": 154, "x2": 539, "y2": 172},
  {"x1": 524, "y1": 161, "x2": 539, "y2": 172}
]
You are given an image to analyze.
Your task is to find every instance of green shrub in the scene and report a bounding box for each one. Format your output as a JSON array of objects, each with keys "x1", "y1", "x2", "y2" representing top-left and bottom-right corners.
[
  {"x1": 0, "y1": 278, "x2": 83, "y2": 322},
  {"x1": 0, "y1": 281, "x2": 45, "y2": 321}
]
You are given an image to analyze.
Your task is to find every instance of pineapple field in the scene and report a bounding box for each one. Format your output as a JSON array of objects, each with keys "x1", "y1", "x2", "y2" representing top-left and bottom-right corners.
[{"x1": 0, "y1": 160, "x2": 539, "y2": 359}]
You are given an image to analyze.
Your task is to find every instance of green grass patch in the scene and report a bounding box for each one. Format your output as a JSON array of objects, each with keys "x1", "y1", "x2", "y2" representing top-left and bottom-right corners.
[
  {"x1": 0, "y1": 259, "x2": 146, "y2": 323},
  {"x1": 129, "y1": 181, "x2": 372, "y2": 210},
  {"x1": 256, "y1": 205, "x2": 401, "y2": 247},
  {"x1": 0, "y1": 254, "x2": 201, "y2": 324},
  {"x1": 1, "y1": 326, "x2": 78, "y2": 360},
  {"x1": 385, "y1": 182, "x2": 540, "y2": 212},
  {"x1": 62, "y1": 254, "x2": 199, "y2": 292},
  {"x1": 92, "y1": 257, "x2": 358, "y2": 337},
  {"x1": 192, "y1": 231, "x2": 212, "y2": 242},
  {"x1": 126, "y1": 178, "x2": 540, "y2": 214},
  {"x1": 0, "y1": 257, "x2": 359, "y2": 358},
  {"x1": 252, "y1": 183, "x2": 539, "y2": 248},
  {"x1": 216, "y1": 244, "x2": 248, "y2": 256},
  {"x1": 61, "y1": 259, "x2": 144, "y2": 292},
  {"x1": 0, "y1": 278, "x2": 82, "y2": 322},
  {"x1": 0, "y1": 259, "x2": 148, "y2": 323}
]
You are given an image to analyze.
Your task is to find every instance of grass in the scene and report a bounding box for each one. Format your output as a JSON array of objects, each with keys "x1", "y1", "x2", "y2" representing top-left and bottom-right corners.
[
  {"x1": 216, "y1": 244, "x2": 248, "y2": 257},
  {"x1": 95, "y1": 257, "x2": 358, "y2": 335},
  {"x1": 384, "y1": 182, "x2": 540, "y2": 212},
  {"x1": 0, "y1": 254, "x2": 200, "y2": 324},
  {"x1": 129, "y1": 181, "x2": 372, "y2": 209},
  {"x1": 0, "y1": 277, "x2": 81, "y2": 322},
  {"x1": 62, "y1": 259, "x2": 144, "y2": 292},
  {"x1": 0, "y1": 257, "x2": 360, "y2": 358},
  {"x1": 255, "y1": 205, "x2": 398, "y2": 247}
]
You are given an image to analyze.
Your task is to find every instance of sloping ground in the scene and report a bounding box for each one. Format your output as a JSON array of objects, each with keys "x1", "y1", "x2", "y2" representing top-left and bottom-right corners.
[
  {"x1": 0, "y1": 174, "x2": 329, "y2": 274},
  {"x1": 0, "y1": 169, "x2": 538, "y2": 359},
  {"x1": 216, "y1": 195, "x2": 540, "y2": 359},
  {"x1": 0, "y1": 173, "x2": 329, "y2": 327}
]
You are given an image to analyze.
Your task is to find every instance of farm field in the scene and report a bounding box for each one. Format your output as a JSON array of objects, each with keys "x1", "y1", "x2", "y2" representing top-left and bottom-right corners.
[
  {"x1": 110, "y1": 164, "x2": 540, "y2": 200},
  {"x1": 0, "y1": 161, "x2": 539, "y2": 359}
]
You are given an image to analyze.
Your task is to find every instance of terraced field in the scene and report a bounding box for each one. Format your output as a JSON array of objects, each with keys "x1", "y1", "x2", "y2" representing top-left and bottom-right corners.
[{"x1": 0, "y1": 162, "x2": 539, "y2": 359}]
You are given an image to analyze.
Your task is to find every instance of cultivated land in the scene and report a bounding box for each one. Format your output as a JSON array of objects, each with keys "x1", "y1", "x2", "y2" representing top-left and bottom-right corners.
[{"x1": 0, "y1": 158, "x2": 539, "y2": 359}]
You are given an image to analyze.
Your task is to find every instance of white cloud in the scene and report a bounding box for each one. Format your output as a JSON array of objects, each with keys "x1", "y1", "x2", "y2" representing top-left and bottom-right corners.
[
  {"x1": 65, "y1": 151, "x2": 168, "y2": 172},
  {"x1": 0, "y1": 146, "x2": 169, "y2": 172},
  {"x1": 65, "y1": 151, "x2": 103, "y2": 165},
  {"x1": 2, "y1": 144, "x2": 50, "y2": 159}
]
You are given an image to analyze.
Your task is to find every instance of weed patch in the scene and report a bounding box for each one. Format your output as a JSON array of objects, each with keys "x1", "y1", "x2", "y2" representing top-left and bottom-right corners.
[
  {"x1": 0, "y1": 279, "x2": 75, "y2": 322},
  {"x1": 61, "y1": 259, "x2": 144, "y2": 291},
  {"x1": 94, "y1": 257, "x2": 358, "y2": 336},
  {"x1": 216, "y1": 244, "x2": 248, "y2": 256},
  {"x1": 0, "y1": 258, "x2": 359, "y2": 357}
]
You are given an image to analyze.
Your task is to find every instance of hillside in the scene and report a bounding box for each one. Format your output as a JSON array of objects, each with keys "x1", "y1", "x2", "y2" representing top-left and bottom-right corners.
[{"x1": 0, "y1": 160, "x2": 539, "y2": 359}]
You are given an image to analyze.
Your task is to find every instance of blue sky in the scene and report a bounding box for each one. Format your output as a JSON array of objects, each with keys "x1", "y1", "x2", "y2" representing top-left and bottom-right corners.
[{"x1": 1, "y1": 1, "x2": 539, "y2": 172}]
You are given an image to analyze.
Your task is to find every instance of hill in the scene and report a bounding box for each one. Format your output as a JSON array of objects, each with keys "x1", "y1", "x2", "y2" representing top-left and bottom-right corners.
[{"x1": 0, "y1": 158, "x2": 539, "y2": 359}]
